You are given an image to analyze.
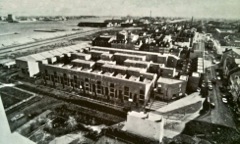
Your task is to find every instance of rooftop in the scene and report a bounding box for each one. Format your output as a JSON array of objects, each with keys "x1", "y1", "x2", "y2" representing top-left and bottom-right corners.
[
  {"x1": 124, "y1": 59, "x2": 150, "y2": 65},
  {"x1": 114, "y1": 52, "x2": 146, "y2": 59},
  {"x1": 192, "y1": 72, "x2": 200, "y2": 77},
  {"x1": 235, "y1": 59, "x2": 240, "y2": 65},
  {"x1": 180, "y1": 75, "x2": 188, "y2": 81},
  {"x1": 92, "y1": 46, "x2": 168, "y2": 57},
  {"x1": 157, "y1": 77, "x2": 183, "y2": 85},
  {"x1": 71, "y1": 59, "x2": 95, "y2": 65},
  {"x1": 232, "y1": 48, "x2": 240, "y2": 55}
]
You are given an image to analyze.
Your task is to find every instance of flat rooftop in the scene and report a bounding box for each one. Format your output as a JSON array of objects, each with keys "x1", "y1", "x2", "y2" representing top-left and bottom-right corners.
[
  {"x1": 97, "y1": 60, "x2": 116, "y2": 65},
  {"x1": 157, "y1": 77, "x2": 183, "y2": 85},
  {"x1": 124, "y1": 59, "x2": 150, "y2": 65},
  {"x1": 92, "y1": 46, "x2": 175, "y2": 57},
  {"x1": 114, "y1": 52, "x2": 146, "y2": 59},
  {"x1": 71, "y1": 59, "x2": 95, "y2": 65}
]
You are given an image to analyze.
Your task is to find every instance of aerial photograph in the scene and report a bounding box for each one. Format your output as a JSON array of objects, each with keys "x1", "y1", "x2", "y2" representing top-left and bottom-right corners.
[{"x1": 0, "y1": 0, "x2": 240, "y2": 143}]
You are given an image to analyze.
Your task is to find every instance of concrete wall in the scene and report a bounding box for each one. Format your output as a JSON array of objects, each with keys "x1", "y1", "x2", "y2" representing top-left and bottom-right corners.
[
  {"x1": 28, "y1": 61, "x2": 40, "y2": 77},
  {"x1": 16, "y1": 59, "x2": 29, "y2": 77}
]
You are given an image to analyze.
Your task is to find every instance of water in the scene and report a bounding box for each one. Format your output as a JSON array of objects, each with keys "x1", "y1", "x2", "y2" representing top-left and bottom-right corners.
[{"x1": 0, "y1": 17, "x2": 108, "y2": 48}]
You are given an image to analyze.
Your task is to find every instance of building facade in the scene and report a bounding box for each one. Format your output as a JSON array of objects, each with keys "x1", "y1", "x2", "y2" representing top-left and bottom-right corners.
[{"x1": 155, "y1": 77, "x2": 187, "y2": 101}]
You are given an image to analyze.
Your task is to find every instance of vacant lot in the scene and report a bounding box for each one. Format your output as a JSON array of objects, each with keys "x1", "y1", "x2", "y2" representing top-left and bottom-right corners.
[
  {"x1": 0, "y1": 93, "x2": 19, "y2": 109},
  {"x1": 0, "y1": 87, "x2": 32, "y2": 109}
]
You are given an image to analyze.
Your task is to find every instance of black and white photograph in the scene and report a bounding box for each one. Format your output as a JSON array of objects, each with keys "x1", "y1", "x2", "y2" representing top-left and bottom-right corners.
[{"x1": 0, "y1": 0, "x2": 240, "y2": 143}]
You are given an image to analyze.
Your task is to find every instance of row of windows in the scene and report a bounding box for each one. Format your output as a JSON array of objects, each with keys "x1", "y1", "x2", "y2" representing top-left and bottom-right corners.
[
  {"x1": 45, "y1": 73, "x2": 145, "y2": 93},
  {"x1": 45, "y1": 74, "x2": 145, "y2": 99}
]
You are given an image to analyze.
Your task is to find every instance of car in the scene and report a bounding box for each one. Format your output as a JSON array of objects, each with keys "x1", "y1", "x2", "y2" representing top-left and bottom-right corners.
[
  {"x1": 210, "y1": 102, "x2": 215, "y2": 108},
  {"x1": 217, "y1": 76, "x2": 221, "y2": 80},
  {"x1": 11, "y1": 113, "x2": 24, "y2": 122},
  {"x1": 197, "y1": 87, "x2": 201, "y2": 92},
  {"x1": 208, "y1": 85, "x2": 213, "y2": 90},
  {"x1": 201, "y1": 83, "x2": 206, "y2": 88},
  {"x1": 222, "y1": 94, "x2": 226, "y2": 97},
  {"x1": 222, "y1": 98, "x2": 228, "y2": 103}
]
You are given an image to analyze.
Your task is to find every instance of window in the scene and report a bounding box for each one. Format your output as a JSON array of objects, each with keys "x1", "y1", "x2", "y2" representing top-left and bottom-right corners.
[
  {"x1": 97, "y1": 81, "x2": 101, "y2": 85},
  {"x1": 97, "y1": 90, "x2": 101, "y2": 94},
  {"x1": 140, "y1": 90, "x2": 145, "y2": 100},
  {"x1": 110, "y1": 93, "x2": 114, "y2": 97},
  {"x1": 110, "y1": 83, "x2": 114, "y2": 88},
  {"x1": 97, "y1": 85, "x2": 102, "y2": 89},
  {"x1": 54, "y1": 72, "x2": 57, "y2": 78},
  {"x1": 110, "y1": 88, "x2": 114, "y2": 93},
  {"x1": 51, "y1": 75, "x2": 54, "y2": 82},
  {"x1": 45, "y1": 70, "x2": 48, "y2": 76},
  {"x1": 74, "y1": 75, "x2": 77, "y2": 83},
  {"x1": 63, "y1": 73, "x2": 67, "y2": 80},
  {"x1": 124, "y1": 86, "x2": 129, "y2": 91},
  {"x1": 22, "y1": 69, "x2": 25, "y2": 74},
  {"x1": 85, "y1": 78, "x2": 89, "y2": 82}
]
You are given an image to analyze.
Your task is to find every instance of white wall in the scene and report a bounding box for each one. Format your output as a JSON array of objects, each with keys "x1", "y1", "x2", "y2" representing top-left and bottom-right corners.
[{"x1": 28, "y1": 61, "x2": 40, "y2": 77}]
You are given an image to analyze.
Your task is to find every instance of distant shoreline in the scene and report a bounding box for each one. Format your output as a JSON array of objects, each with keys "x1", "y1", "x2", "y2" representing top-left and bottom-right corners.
[{"x1": 0, "y1": 32, "x2": 19, "y2": 36}]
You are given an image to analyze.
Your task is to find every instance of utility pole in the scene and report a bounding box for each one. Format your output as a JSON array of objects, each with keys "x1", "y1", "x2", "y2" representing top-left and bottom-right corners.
[{"x1": 150, "y1": 10, "x2": 152, "y2": 18}]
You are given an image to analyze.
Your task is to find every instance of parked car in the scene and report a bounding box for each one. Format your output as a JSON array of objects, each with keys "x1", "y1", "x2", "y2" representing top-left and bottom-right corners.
[
  {"x1": 222, "y1": 94, "x2": 226, "y2": 97},
  {"x1": 217, "y1": 76, "x2": 221, "y2": 80},
  {"x1": 11, "y1": 113, "x2": 24, "y2": 122},
  {"x1": 222, "y1": 98, "x2": 228, "y2": 103},
  {"x1": 197, "y1": 87, "x2": 201, "y2": 92},
  {"x1": 212, "y1": 78, "x2": 216, "y2": 84},
  {"x1": 210, "y1": 102, "x2": 215, "y2": 108},
  {"x1": 208, "y1": 85, "x2": 213, "y2": 90},
  {"x1": 201, "y1": 83, "x2": 206, "y2": 88}
]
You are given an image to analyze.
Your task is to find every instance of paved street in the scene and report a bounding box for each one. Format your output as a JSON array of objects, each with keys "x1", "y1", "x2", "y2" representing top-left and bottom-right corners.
[{"x1": 201, "y1": 50, "x2": 236, "y2": 128}]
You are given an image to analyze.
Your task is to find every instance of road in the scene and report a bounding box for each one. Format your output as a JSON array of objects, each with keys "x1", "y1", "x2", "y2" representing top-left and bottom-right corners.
[
  {"x1": 0, "y1": 27, "x2": 112, "y2": 57},
  {"x1": 204, "y1": 50, "x2": 236, "y2": 128}
]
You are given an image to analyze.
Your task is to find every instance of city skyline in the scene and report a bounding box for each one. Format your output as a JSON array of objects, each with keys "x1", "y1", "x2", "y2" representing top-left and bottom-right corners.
[{"x1": 0, "y1": 0, "x2": 240, "y2": 19}]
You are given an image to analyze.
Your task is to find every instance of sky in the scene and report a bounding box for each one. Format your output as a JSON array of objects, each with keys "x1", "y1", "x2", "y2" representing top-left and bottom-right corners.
[{"x1": 0, "y1": 0, "x2": 240, "y2": 19}]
